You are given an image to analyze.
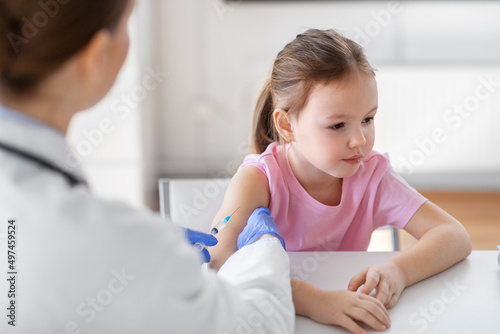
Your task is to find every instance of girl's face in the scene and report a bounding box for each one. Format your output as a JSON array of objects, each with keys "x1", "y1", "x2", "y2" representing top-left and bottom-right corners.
[{"x1": 288, "y1": 72, "x2": 378, "y2": 180}]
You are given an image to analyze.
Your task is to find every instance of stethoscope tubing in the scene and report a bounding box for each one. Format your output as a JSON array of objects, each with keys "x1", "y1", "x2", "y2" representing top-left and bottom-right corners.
[{"x1": 0, "y1": 142, "x2": 85, "y2": 187}]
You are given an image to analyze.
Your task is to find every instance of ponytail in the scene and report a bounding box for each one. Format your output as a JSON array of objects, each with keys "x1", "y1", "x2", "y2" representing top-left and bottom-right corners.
[{"x1": 251, "y1": 78, "x2": 279, "y2": 154}]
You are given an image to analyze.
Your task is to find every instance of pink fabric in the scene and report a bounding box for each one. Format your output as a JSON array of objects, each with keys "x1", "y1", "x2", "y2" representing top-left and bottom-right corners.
[{"x1": 239, "y1": 143, "x2": 427, "y2": 251}]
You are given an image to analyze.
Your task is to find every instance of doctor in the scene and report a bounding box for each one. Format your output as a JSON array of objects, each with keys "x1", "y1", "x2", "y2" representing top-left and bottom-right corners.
[{"x1": 0, "y1": 1, "x2": 293, "y2": 333}]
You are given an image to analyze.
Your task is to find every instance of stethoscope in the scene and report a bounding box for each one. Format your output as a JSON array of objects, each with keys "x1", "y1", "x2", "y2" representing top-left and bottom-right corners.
[{"x1": 0, "y1": 142, "x2": 86, "y2": 187}]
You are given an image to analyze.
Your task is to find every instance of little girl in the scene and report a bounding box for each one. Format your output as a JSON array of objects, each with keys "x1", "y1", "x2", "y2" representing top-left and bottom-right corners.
[{"x1": 209, "y1": 29, "x2": 472, "y2": 334}]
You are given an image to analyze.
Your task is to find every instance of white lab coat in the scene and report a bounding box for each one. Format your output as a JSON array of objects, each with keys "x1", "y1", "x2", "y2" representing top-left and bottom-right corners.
[{"x1": 0, "y1": 116, "x2": 294, "y2": 333}]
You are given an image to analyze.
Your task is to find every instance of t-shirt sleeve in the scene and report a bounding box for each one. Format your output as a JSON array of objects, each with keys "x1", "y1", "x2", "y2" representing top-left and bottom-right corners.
[
  {"x1": 239, "y1": 153, "x2": 268, "y2": 177},
  {"x1": 372, "y1": 159, "x2": 427, "y2": 230}
]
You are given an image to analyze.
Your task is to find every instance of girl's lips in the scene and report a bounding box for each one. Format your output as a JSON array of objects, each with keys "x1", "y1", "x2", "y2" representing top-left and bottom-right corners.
[{"x1": 343, "y1": 155, "x2": 363, "y2": 164}]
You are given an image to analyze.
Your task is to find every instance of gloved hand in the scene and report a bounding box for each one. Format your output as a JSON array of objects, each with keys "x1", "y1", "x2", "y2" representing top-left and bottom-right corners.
[
  {"x1": 237, "y1": 207, "x2": 285, "y2": 250},
  {"x1": 184, "y1": 228, "x2": 218, "y2": 263}
]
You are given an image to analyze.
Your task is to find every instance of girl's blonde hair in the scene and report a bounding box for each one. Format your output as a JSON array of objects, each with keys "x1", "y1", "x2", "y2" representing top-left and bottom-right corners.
[{"x1": 251, "y1": 29, "x2": 375, "y2": 154}]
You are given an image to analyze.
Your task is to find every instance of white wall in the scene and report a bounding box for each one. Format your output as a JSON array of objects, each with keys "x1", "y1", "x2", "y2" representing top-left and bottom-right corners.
[
  {"x1": 69, "y1": 1, "x2": 500, "y2": 209},
  {"x1": 66, "y1": 12, "x2": 145, "y2": 208},
  {"x1": 375, "y1": 64, "x2": 500, "y2": 189},
  {"x1": 139, "y1": 0, "x2": 500, "y2": 202}
]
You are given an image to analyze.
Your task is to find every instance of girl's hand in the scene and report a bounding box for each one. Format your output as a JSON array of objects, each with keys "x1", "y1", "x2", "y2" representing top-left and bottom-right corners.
[
  {"x1": 304, "y1": 288, "x2": 391, "y2": 334},
  {"x1": 348, "y1": 261, "x2": 407, "y2": 309}
]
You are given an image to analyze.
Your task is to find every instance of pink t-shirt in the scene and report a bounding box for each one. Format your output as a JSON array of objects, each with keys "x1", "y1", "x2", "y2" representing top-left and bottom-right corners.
[{"x1": 240, "y1": 142, "x2": 427, "y2": 251}]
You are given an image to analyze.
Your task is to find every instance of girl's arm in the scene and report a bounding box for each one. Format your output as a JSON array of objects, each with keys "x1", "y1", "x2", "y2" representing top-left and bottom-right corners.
[
  {"x1": 209, "y1": 166, "x2": 391, "y2": 334},
  {"x1": 349, "y1": 200, "x2": 472, "y2": 308},
  {"x1": 393, "y1": 200, "x2": 472, "y2": 287},
  {"x1": 208, "y1": 166, "x2": 270, "y2": 270}
]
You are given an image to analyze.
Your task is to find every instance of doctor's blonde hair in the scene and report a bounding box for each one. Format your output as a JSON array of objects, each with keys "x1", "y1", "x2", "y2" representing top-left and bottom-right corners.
[
  {"x1": 251, "y1": 29, "x2": 376, "y2": 154},
  {"x1": 0, "y1": 0, "x2": 130, "y2": 95}
]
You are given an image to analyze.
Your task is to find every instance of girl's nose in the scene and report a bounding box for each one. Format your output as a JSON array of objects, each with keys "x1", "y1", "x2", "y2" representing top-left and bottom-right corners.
[{"x1": 348, "y1": 128, "x2": 367, "y2": 148}]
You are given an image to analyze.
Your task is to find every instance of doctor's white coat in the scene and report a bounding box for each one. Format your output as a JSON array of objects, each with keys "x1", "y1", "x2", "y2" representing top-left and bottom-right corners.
[{"x1": 0, "y1": 117, "x2": 294, "y2": 333}]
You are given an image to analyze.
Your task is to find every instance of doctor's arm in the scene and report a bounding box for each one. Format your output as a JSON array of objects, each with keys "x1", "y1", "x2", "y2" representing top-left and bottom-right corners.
[
  {"x1": 348, "y1": 200, "x2": 472, "y2": 308},
  {"x1": 155, "y1": 221, "x2": 294, "y2": 334},
  {"x1": 128, "y1": 204, "x2": 294, "y2": 333}
]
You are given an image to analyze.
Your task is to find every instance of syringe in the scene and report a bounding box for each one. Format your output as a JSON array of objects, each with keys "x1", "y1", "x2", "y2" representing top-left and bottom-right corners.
[
  {"x1": 210, "y1": 207, "x2": 240, "y2": 235},
  {"x1": 193, "y1": 207, "x2": 241, "y2": 257}
]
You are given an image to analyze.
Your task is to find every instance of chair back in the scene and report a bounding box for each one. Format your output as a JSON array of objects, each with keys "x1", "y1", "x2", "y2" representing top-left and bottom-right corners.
[{"x1": 159, "y1": 178, "x2": 230, "y2": 232}]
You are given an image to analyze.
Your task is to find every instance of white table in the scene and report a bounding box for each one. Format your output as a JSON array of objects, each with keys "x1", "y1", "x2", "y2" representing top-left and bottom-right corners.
[{"x1": 289, "y1": 251, "x2": 500, "y2": 333}]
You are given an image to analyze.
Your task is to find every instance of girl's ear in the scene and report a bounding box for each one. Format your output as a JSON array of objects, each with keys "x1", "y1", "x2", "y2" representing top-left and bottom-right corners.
[
  {"x1": 74, "y1": 29, "x2": 112, "y2": 84},
  {"x1": 273, "y1": 108, "x2": 294, "y2": 142}
]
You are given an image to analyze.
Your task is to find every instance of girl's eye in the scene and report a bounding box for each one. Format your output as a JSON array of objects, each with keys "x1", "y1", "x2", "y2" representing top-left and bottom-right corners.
[
  {"x1": 331, "y1": 122, "x2": 345, "y2": 130},
  {"x1": 362, "y1": 117, "x2": 374, "y2": 124}
]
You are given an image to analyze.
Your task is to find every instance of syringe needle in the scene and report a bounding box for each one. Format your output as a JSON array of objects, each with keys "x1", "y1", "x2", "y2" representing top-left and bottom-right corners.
[
  {"x1": 210, "y1": 207, "x2": 240, "y2": 235},
  {"x1": 228, "y1": 207, "x2": 240, "y2": 217}
]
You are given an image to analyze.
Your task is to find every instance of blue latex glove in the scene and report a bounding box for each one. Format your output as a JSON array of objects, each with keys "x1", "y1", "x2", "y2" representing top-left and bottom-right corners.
[
  {"x1": 237, "y1": 207, "x2": 285, "y2": 250},
  {"x1": 184, "y1": 228, "x2": 218, "y2": 263}
]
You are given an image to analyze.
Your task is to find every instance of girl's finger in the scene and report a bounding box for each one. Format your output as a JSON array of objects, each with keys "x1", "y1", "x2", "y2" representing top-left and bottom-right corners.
[
  {"x1": 385, "y1": 292, "x2": 400, "y2": 309},
  {"x1": 359, "y1": 270, "x2": 380, "y2": 295},
  {"x1": 349, "y1": 307, "x2": 388, "y2": 332},
  {"x1": 375, "y1": 280, "x2": 390, "y2": 305},
  {"x1": 338, "y1": 315, "x2": 369, "y2": 334},
  {"x1": 361, "y1": 296, "x2": 391, "y2": 327},
  {"x1": 348, "y1": 267, "x2": 368, "y2": 291}
]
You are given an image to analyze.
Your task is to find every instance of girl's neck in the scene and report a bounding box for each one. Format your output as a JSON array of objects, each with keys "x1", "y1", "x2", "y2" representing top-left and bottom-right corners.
[{"x1": 286, "y1": 144, "x2": 343, "y2": 206}]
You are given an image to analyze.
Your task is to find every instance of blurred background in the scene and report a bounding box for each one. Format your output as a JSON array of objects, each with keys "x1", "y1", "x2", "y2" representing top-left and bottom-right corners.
[{"x1": 66, "y1": 0, "x2": 500, "y2": 250}]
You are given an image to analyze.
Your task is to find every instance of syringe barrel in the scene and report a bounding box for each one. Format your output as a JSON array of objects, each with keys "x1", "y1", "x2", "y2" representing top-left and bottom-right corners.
[{"x1": 210, "y1": 218, "x2": 228, "y2": 235}]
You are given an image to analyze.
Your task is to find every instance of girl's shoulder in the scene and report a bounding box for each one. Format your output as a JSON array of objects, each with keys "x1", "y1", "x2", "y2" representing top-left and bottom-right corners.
[
  {"x1": 362, "y1": 150, "x2": 391, "y2": 167},
  {"x1": 355, "y1": 151, "x2": 419, "y2": 197},
  {"x1": 240, "y1": 142, "x2": 283, "y2": 174},
  {"x1": 352, "y1": 150, "x2": 393, "y2": 183}
]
